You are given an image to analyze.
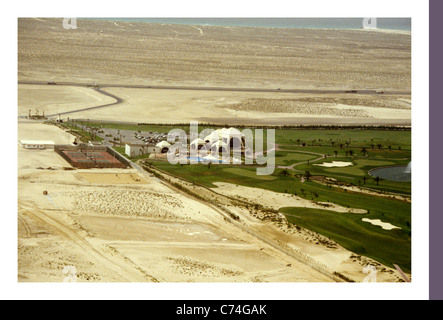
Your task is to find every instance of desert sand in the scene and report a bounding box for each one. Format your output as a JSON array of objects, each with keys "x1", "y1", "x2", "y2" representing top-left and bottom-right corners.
[
  {"x1": 55, "y1": 87, "x2": 411, "y2": 125},
  {"x1": 18, "y1": 84, "x2": 116, "y2": 118},
  {"x1": 18, "y1": 18, "x2": 411, "y2": 91},
  {"x1": 18, "y1": 18, "x2": 411, "y2": 126}
]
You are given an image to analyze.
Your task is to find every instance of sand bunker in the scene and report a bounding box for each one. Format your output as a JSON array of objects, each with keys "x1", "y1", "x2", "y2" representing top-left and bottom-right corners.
[
  {"x1": 314, "y1": 161, "x2": 353, "y2": 168},
  {"x1": 362, "y1": 218, "x2": 400, "y2": 230}
]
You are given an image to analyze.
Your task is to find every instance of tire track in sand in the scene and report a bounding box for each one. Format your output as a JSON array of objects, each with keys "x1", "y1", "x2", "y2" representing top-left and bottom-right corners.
[{"x1": 18, "y1": 201, "x2": 158, "y2": 282}]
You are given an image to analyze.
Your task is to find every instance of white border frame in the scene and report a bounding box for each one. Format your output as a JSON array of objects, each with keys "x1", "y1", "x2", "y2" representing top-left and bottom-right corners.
[{"x1": 4, "y1": 0, "x2": 429, "y2": 300}]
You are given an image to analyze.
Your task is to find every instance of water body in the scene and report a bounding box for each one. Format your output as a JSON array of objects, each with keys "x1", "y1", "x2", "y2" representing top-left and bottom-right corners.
[
  {"x1": 84, "y1": 17, "x2": 411, "y2": 32},
  {"x1": 369, "y1": 165, "x2": 411, "y2": 182}
]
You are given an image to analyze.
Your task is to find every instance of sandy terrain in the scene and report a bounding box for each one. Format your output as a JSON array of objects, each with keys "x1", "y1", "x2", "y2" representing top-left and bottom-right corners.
[
  {"x1": 314, "y1": 161, "x2": 354, "y2": 167},
  {"x1": 18, "y1": 18, "x2": 410, "y2": 126},
  {"x1": 60, "y1": 87, "x2": 410, "y2": 125},
  {"x1": 18, "y1": 84, "x2": 116, "y2": 118},
  {"x1": 18, "y1": 18, "x2": 411, "y2": 91},
  {"x1": 362, "y1": 218, "x2": 401, "y2": 231}
]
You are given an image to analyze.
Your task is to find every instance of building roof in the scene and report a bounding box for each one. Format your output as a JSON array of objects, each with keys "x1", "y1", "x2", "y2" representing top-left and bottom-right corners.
[
  {"x1": 156, "y1": 141, "x2": 171, "y2": 149},
  {"x1": 204, "y1": 128, "x2": 244, "y2": 143},
  {"x1": 19, "y1": 140, "x2": 55, "y2": 145},
  {"x1": 190, "y1": 138, "x2": 206, "y2": 146}
]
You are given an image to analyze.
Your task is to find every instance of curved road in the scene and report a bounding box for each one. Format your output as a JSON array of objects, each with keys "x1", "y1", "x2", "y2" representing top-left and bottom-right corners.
[
  {"x1": 46, "y1": 87, "x2": 123, "y2": 117},
  {"x1": 276, "y1": 145, "x2": 325, "y2": 173},
  {"x1": 19, "y1": 80, "x2": 411, "y2": 117}
]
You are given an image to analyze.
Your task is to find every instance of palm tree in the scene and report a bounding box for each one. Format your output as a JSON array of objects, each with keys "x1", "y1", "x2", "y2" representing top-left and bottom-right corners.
[
  {"x1": 374, "y1": 176, "x2": 381, "y2": 186},
  {"x1": 362, "y1": 176, "x2": 367, "y2": 185},
  {"x1": 377, "y1": 144, "x2": 382, "y2": 150},
  {"x1": 334, "y1": 150, "x2": 338, "y2": 157},
  {"x1": 349, "y1": 150, "x2": 354, "y2": 157},
  {"x1": 361, "y1": 147, "x2": 368, "y2": 156},
  {"x1": 304, "y1": 171, "x2": 312, "y2": 181}
]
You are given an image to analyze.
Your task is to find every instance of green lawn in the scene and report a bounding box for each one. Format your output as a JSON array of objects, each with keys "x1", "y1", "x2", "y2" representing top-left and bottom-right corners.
[{"x1": 274, "y1": 151, "x2": 320, "y2": 167}]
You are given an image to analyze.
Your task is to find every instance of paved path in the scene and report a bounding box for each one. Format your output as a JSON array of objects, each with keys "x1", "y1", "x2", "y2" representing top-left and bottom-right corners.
[{"x1": 276, "y1": 145, "x2": 325, "y2": 173}]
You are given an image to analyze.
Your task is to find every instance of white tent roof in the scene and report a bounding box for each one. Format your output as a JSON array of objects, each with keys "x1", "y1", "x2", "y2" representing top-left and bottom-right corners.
[
  {"x1": 156, "y1": 141, "x2": 171, "y2": 148},
  {"x1": 204, "y1": 131, "x2": 222, "y2": 143},
  {"x1": 190, "y1": 138, "x2": 206, "y2": 146},
  {"x1": 204, "y1": 128, "x2": 244, "y2": 144}
]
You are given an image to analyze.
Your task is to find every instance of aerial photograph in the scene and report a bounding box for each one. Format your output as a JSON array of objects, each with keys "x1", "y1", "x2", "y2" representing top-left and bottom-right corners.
[{"x1": 17, "y1": 17, "x2": 411, "y2": 284}]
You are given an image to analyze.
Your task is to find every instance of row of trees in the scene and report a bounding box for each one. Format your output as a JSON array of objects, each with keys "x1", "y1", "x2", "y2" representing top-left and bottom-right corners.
[{"x1": 280, "y1": 169, "x2": 383, "y2": 186}]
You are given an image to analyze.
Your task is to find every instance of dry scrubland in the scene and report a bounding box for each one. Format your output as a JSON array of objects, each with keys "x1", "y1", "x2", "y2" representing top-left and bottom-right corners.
[{"x1": 18, "y1": 18, "x2": 410, "y2": 90}]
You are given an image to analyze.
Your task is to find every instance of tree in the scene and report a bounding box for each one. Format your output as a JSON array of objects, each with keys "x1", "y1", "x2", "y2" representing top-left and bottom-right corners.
[
  {"x1": 362, "y1": 176, "x2": 367, "y2": 185},
  {"x1": 334, "y1": 150, "x2": 338, "y2": 157},
  {"x1": 304, "y1": 171, "x2": 312, "y2": 181},
  {"x1": 361, "y1": 147, "x2": 368, "y2": 156},
  {"x1": 377, "y1": 144, "x2": 382, "y2": 150},
  {"x1": 280, "y1": 169, "x2": 290, "y2": 176},
  {"x1": 374, "y1": 176, "x2": 381, "y2": 186}
]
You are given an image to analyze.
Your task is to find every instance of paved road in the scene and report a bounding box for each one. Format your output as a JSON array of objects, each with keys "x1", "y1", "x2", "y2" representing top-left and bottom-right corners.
[
  {"x1": 45, "y1": 87, "x2": 123, "y2": 117},
  {"x1": 19, "y1": 80, "x2": 411, "y2": 96},
  {"x1": 19, "y1": 80, "x2": 411, "y2": 119}
]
